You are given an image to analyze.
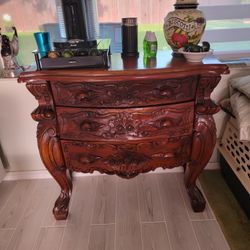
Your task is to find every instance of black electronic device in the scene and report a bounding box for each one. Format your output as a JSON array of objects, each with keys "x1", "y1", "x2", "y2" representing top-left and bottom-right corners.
[
  {"x1": 62, "y1": 0, "x2": 87, "y2": 40},
  {"x1": 53, "y1": 39, "x2": 97, "y2": 51},
  {"x1": 58, "y1": 0, "x2": 99, "y2": 41}
]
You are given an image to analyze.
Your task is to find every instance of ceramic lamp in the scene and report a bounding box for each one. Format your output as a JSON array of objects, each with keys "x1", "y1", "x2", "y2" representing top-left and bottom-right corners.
[{"x1": 163, "y1": 0, "x2": 206, "y2": 53}]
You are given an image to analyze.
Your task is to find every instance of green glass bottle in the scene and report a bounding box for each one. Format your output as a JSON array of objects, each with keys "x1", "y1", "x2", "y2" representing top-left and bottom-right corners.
[{"x1": 143, "y1": 31, "x2": 158, "y2": 58}]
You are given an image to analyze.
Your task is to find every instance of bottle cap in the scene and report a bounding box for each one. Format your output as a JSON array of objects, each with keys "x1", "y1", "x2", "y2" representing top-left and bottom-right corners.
[
  {"x1": 122, "y1": 17, "x2": 137, "y2": 26},
  {"x1": 176, "y1": 0, "x2": 197, "y2": 4},
  {"x1": 149, "y1": 32, "x2": 157, "y2": 42}
]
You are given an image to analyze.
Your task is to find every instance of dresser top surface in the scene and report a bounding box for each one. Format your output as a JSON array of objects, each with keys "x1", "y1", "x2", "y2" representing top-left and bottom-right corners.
[{"x1": 18, "y1": 51, "x2": 229, "y2": 82}]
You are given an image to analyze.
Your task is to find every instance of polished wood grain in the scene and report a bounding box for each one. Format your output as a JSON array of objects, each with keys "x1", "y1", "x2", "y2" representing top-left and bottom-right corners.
[
  {"x1": 18, "y1": 51, "x2": 229, "y2": 81},
  {"x1": 51, "y1": 76, "x2": 197, "y2": 108},
  {"x1": 141, "y1": 222, "x2": 171, "y2": 250},
  {"x1": 61, "y1": 137, "x2": 192, "y2": 179},
  {"x1": 57, "y1": 102, "x2": 194, "y2": 141},
  {"x1": 18, "y1": 52, "x2": 229, "y2": 220}
]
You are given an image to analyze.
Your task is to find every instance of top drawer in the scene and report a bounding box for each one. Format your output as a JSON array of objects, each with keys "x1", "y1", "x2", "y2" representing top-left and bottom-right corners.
[{"x1": 51, "y1": 76, "x2": 197, "y2": 108}]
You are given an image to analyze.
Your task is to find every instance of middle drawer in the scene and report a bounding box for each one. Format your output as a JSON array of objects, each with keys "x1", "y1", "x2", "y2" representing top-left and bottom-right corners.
[{"x1": 57, "y1": 102, "x2": 194, "y2": 141}]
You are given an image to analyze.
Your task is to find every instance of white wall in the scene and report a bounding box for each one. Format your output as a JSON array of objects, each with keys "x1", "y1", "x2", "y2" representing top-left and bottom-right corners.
[
  {"x1": 1, "y1": 67, "x2": 250, "y2": 173},
  {"x1": 0, "y1": 78, "x2": 44, "y2": 172}
]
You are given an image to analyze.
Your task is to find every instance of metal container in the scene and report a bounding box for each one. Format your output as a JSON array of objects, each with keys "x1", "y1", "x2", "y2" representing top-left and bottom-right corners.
[{"x1": 121, "y1": 17, "x2": 139, "y2": 58}]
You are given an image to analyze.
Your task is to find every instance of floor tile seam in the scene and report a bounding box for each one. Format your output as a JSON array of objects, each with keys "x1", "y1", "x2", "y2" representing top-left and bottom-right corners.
[
  {"x1": 0, "y1": 181, "x2": 18, "y2": 218},
  {"x1": 41, "y1": 184, "x2": 60, "y2": 228},
  {"x1": 190, "y1": 218, "x2": 217, "y2": 222},
  {"x1": 7, "y1": 181, "x2": 39, "y2": 231},
  {"x1": 39, "y1": 225, "x2": 67, "y2": 229},
  {"x1": 154, "y1": 174, "x2": 173, "y2": 250},
  {"x1": 58, "y1": 176, "x2": 81, "y2": 250},
  {"x1": 174, "y1": 173, "x2": 201, "y2": 250},
  {"x1": 90, "y1": 176, "x2": 100, "y2": 225},
  {"x1": 30, "y1": 181, "x2": 61, "y2": 250},
  {"x1": 197, "y1": 179, "x2": 216, "y2": 219},
  {"x1": 0, "y1": 227, "x2": 16, "y2": 231},
  {"x1": 4, "y1": 181, "x2": 39, "y2": 250},
  {"x1": 4, "y1": 228, "x2": 15, "y2": 250},
  {"x1": 91, "y1": 223, "x2": 116, "y2": 226},
  {"x1": 175, "y1": 173, "x2": 194, "y2": 221},
  {"x1": 212, "y1": 218, "x2": 232, "y2": 248},
  {"x1": 136, "y1": 177, "x2": 144, "y2": 250},
  {"x1": 40, "y1": 224, "x2": 67, "y2": 228},
  {"x1": 114, "y1": 176, "x2": 118, "y2": 250},
  {"x1": 140, "y1": 220, "x2": 166, "y2": 224},
  {"x1": 86, "y1": 177, "x2": 99, "y2": 250},
  {"x1": 176, "y1": 173, "x2": 210, "y2": 221}
]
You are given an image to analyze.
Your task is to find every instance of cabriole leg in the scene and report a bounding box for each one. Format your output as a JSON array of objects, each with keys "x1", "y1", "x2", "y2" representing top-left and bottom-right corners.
[
  {"x1": 184, "y1": 115, "x2": 217, "y2": 212},
  {"x1": 37, "y1": 122, "x2": 72, "y2": 220},
  {"x1": 26, "y1": 82, "x2": 72, "y2": 220}
]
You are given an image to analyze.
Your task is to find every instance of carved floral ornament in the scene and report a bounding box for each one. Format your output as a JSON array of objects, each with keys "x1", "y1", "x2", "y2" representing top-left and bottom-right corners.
[
  {"x1": 51, "y1": 77, "x2": 196, "y2": 107},
  {"x1": 58, "y1": 104, "x2": 193, "y2": 141},
  {"x1": 18, "y1": 55, "x2": 229, "y2": 219}
]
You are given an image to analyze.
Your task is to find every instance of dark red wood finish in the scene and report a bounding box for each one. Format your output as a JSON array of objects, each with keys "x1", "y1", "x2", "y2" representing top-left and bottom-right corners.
[{"x1": 18, "y1": 51, "x2": 229, "y2": 220}]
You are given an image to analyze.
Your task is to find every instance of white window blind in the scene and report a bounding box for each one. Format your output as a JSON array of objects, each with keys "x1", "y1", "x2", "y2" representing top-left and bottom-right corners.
[
  {"x1": 199, "y1": 1, "x2": 250, "y2": 54},
  {"x1": 84, "y1": 0, "x2": 99, "y2": 40}
]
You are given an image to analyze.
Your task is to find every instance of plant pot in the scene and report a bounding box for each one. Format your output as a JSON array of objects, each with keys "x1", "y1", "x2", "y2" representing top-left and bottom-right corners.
[{"x1": 163, "y1": 1, "x2": 206, "y2": 53}]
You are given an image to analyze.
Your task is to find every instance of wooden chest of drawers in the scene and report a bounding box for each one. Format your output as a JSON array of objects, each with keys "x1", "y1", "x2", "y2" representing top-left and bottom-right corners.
[{"x1": 18, "y1": 52, "x2": 229, "y2": 220}]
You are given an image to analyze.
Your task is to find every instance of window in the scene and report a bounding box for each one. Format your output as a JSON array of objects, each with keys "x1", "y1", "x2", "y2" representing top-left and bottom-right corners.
[
  {"x1": 97, "y1": 0, "x2": 250, "y2": 56},
  {"x1": 0, "y1": 0, "x2": 57, "y2": 66},
  {"x1": 0, "y1": 0, "x2": 250, "y2": 67},
  {"x1": 199, "y1": 0, "x2": 250, "y2": 58},
  {"x1": 97, "y1": 0, "x2": 175, "y2": 52}
]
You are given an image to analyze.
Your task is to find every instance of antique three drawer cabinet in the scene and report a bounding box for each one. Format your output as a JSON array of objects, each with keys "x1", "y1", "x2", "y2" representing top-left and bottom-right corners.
[{"x1": 18, "y1": 52, "x2": 229, "y2": 220}]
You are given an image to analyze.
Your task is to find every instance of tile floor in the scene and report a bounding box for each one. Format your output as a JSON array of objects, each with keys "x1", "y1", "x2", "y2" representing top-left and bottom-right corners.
[{"x1": 0, "y1": 173, "x2": 230, "y2": 250}]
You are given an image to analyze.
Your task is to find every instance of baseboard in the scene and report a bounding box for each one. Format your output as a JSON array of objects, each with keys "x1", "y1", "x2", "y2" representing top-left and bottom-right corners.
[
  {"x1": 3, "y1": 163, "x2": 219, "y2": 181},
  {"x1": 205, "y1": 162, "x2": 220, "y2": 170},
  {"x1": 0, "y1": 158, "x2": 6, "y2": 183}
]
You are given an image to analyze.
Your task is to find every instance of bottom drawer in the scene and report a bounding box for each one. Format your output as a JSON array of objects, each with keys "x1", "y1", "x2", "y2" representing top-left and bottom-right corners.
[{"x1": 61, "y1": 137, "x2": 192, "y2": 178}]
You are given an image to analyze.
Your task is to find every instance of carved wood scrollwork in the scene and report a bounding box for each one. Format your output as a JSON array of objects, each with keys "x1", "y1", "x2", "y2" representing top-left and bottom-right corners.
[
  {"x1": 57, "y1": 103, "x2": 194, "y2": 141},
  {"x1": 61, "y1": 136, "x2": 192, "y2": 179},
  {"x1": 185, "y1": 75, "x2": 221, "y2": 212},
  {"x1": 195, "y1": 75, "x2": 221, "y2": 115},
  {"x1": 26, "y1": 82, "x2": 72, "y2": 220},
  {"x1": 51, "y1": 76, "x2": 197, "y2": 107},
  {"x1": 185, "y1": 114, "x2": 217, "y2": 212}
]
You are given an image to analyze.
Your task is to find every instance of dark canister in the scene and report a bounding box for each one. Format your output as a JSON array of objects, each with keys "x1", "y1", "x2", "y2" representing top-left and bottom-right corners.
[{"x1": 121, "y1": 17, "x2": 139, "y2": 58}]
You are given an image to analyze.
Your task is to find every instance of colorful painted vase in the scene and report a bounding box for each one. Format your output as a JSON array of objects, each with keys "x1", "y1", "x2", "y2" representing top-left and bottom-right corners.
[{"x1": 163, "y1": 0, "x2": 206, "y2": 52}]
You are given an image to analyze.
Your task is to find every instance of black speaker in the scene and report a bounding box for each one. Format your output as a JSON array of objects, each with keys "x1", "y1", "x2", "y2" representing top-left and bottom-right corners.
[{"x1": 62, "y1": 0, "x2": 87, "y2": 40}]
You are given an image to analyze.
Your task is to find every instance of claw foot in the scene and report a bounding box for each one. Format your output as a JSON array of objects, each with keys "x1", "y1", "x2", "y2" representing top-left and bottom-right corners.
[
  {"x1": 187, "y1": 185, "x2": 206, "y2": 212},
  {"x1": 53, "y1": 191, "x2": 70, "y2": 220}
]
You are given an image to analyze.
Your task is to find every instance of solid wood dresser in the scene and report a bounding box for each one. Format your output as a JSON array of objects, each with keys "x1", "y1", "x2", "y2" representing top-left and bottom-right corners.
[{"x1": 18, "y1": 52, "x2": 229, "y2": 220}]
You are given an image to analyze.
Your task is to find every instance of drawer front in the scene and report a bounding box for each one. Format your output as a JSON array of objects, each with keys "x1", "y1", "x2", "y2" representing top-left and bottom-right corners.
[
  {"x1": 61, "y1": 136, "x2": 192, "y2": 178},
  {"x1": 57, "y1": 102, "x2": 194, "y2": 141},
  {"x1": 51, "y1": 76, "x2": 197, "y2": 108}
]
